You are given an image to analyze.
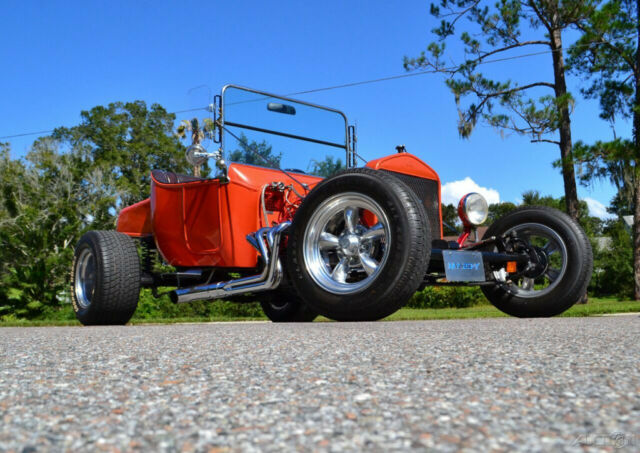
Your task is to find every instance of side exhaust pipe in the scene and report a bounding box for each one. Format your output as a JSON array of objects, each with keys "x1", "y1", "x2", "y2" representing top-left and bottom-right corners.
[{"x1": 169, "y1": 222, "x2": 290, "y2": 304}]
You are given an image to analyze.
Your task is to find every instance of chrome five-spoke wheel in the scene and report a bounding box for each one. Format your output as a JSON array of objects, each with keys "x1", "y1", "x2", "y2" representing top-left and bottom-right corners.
[
  {"x1": 303, "y1": 192, "x2": 391, "y2": 295},
  {"x1": 287, "y1": 168, "x2": 431, "y2": 320}
]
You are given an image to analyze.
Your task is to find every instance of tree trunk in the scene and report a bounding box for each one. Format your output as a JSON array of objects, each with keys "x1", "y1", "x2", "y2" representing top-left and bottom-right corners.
[
  {"x1": 634, "y1": 184, "x2": 640, "y2": 300},
  {"x1": 550, "y1": 29, "x2": 580, "y2": 220},
  {"x1": 633, "y1": 2, "x2": 640, "y2": 300}
]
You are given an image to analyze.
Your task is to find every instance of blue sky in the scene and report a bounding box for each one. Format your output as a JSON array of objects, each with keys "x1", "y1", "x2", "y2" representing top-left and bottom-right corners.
[{"x1": 0, "y1": 0, "x2": 626, "y2": 217}]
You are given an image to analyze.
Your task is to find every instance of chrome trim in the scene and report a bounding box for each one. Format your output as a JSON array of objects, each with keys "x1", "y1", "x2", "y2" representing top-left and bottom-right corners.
[
  {"x1": 74, "y1": 247, "x2": 96, "y2": 309},
  {"x1": 302, "y1": 192, "x2": 391, "y2": 295},
  {"x1": 170, "y1": 222, "x2": 290, "y2": 303}
]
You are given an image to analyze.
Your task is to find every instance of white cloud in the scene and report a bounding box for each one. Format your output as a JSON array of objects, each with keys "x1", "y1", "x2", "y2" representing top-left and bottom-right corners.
[
  {"x1": 583, "y1": 197, "x2": 614, "y2": 219},
  {"x1": 441, "y1": 177, "x2": 500, "y2": 206}
]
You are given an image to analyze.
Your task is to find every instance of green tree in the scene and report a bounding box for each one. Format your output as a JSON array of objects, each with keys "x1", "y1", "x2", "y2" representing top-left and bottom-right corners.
[
  {"x1": 487, "y1": 201, "x2": 518, "y2": 224},
  {"x1": 568, "y1": 0, "x2": 640, "y2": 297},
  {"x1": 228, "y1": 133, "x2": 281, "y2": 168},
  {"x1": 1, "y1": 101, "x2": 192, "y2": 319},
  {"x1": 521, "y1": 190, "x2": 565, "y2": 209},
  {"x1": 309, "y1": 155, "x2": 344, "y2": 177},
  {"x1": 591, "y1": 219, "x2": 634, "y2": 298},
  {"x1": 405, "y1": 0, "x2": 598, "y2": 219},
  {"x1": 608, "y1": 190, "x2": 633, "y2": 217},
  {"x1": 0, "y1": 140, "x2": 116, "y2": 319},
  {"x1": 441, "y1": 203, "x2": 462, "y2": 234},
  {"x1": 175, "y1": 117, "x2": 215, "y2": 177},
  {"x1": 571, "y1": 139, "x2": 635, "y2": 215},
  {"x1": 53, "y1": 100, "x2": 187, "y2": 207},
  {"x1": 520, "y1": 190, "x2": 602, "y2": 236}
]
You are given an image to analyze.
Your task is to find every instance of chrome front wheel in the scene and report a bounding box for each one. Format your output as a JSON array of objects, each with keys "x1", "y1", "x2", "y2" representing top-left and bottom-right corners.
[
  {"x1": 287, "y1": 168, "x2": 432, "y2": 321},
  {"x1": 303, "y1": 192, "x2": 391, "y2": 295}
]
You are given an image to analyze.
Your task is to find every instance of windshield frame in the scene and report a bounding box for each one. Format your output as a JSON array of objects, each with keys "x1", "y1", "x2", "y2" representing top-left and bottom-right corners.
[{"x1": 220, "y1": 84, "x2": 352, "y2": 169}]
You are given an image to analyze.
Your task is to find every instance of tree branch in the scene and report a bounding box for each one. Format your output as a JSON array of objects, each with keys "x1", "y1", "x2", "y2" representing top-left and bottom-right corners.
[
  {"x1": 526, "y1": 0, "x2": 553, "y2": 33},
  {"x1": 575, "y1": 23, "x2": 638, "y2": 74},
  {"x1": 469, "y1": 40, "x2": 552, "y2": 63},
  {"x1": 471, "y1": 81, "x2": 556, "y2": 99},
  {"x1": 509, "y1": 105, "x2": 550, "y2": 136},
  {"x1": 531, "y1": 139, "x2": 561, "y2": 145},
  {"x1": 409, "y1": 39, "x2": 552, "y2": 75},
  {"x1": 460, "y1": 82, "x2": 555, "y2": 134},
  {"x1": 441, "y1": 0, "x2": 482, "y2": 28}
]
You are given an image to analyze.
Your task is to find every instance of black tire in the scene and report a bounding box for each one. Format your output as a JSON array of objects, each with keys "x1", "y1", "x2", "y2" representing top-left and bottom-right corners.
[
  {"x1": 287, "y1": 168, "x2": 431, "y2": 321},
  {"x1": 260, "y1": 288, "x2": 318, "y2": 322},
  {"x1": 71, "y1": 231, "x2": 141, "y2": 325},
  {"x1": 481, "y1": 206, "x2": 593, "y2": 317}
]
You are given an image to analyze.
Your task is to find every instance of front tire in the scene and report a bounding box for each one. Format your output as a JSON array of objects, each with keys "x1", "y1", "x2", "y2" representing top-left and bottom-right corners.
[
  {"x1": 287, "y1": 168, "x2": 431, "y2": 321},
  {"x1": 481, "y1": 206, "x2": 593, "y2": 317},
  {"x1": 71, "y1": 231, "x2": 141, "y2": 325}
]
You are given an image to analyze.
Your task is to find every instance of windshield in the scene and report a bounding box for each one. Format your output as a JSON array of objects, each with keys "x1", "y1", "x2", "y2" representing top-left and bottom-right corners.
[{"x1": 221, "y1": 85, "x2": 349, "y2": 176}]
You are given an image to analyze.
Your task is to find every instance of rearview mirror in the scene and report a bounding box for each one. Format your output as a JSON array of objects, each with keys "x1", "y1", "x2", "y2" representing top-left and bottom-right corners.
[{"x1": 267, "y1": 102, "x2": 296, "y2": 115}]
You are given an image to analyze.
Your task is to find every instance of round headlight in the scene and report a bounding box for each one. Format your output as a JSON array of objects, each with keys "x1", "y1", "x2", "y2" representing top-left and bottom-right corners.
[{"x1": 458, "y1": 192, "x2": 488, "y2": 227}]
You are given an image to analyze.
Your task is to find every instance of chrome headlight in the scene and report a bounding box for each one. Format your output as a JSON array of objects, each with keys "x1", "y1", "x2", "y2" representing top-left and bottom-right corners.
[{"x1": 458, "y1": 192, "x2": 488, "y2": 227}]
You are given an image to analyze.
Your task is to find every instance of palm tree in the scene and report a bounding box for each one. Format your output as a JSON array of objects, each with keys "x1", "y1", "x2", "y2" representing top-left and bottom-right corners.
[{"x1": 175, "y1": 118, "x2": 215, "y2": 177}]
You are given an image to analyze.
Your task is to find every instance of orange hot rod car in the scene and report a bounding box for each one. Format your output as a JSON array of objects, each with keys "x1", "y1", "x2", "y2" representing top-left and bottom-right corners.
[{"x1": 70, "y1": 85, "x2": 592, "y2": 325}]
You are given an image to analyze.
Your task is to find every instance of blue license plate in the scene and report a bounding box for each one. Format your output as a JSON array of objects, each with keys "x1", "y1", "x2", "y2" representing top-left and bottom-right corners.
[{"x1": 443, "y1": 250, "x2": 486, "y2": 282}]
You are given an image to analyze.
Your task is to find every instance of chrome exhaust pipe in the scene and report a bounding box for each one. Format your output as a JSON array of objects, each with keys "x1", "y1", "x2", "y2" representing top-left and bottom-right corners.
[{"x1": 170, "y1": 222, "x2": 290, "y2": 303}]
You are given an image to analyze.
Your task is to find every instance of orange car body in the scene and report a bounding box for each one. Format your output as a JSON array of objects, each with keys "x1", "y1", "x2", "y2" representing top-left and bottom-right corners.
[{"x1": 116, "y1": 153, "x2": 442, "y2": 269}]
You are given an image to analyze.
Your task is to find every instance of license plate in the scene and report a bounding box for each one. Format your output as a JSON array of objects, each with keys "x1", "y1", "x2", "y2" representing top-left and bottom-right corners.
[{"x1": 443, "y1": 250, "x2": 486, "y2": 282}]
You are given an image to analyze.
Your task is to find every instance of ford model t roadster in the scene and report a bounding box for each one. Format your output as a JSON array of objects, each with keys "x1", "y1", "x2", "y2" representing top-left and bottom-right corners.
[{"x1": 71, "y1": 85, "x2": 592, "y2": 325}]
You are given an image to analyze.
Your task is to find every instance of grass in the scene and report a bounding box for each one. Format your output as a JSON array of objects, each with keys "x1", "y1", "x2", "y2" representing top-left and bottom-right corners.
[
  {"x1": 0, "y1": 316, "x2": 266, "y2": 328},
  {"x1": 384, "y1": 297, "x2": 640, "y2": 321},
  {"x1": 1, "y1": 297, "x2": 639, "y2": 327}
]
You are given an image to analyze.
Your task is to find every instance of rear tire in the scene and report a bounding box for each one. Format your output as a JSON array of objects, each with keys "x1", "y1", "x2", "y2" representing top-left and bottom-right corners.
[
  {"x1": 287, "y1": 168, "x2": 431, "y2": 321},
  {"x1": 260, "y1": 288, "x2": 318, "y2": 322},
  {"x1": 71, "y1": 231, "x2": 141, "y2": 325},
  {"x1": 481, "y1": 206, "x2": 592, "y2": 317}
]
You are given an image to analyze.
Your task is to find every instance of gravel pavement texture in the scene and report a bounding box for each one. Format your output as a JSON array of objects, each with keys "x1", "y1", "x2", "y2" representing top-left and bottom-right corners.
[{"x1": 1, "y1": 316, "x2": 639, "y2": 452}]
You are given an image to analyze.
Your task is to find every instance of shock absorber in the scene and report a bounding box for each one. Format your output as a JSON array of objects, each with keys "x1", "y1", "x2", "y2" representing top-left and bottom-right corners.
[{"x1": 140, "y1": 237, "x2": 157, "y2": 275}]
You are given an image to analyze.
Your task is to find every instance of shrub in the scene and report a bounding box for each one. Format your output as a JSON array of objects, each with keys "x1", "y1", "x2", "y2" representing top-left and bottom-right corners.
[
  {"x1": 132, "y1": 290, "x2": 264, "y2": 320},
  {"x1": 406, "y1": 286, "x2": 486, "y2": 309},
  {"x1": 589, "y1": 220, "x2": 634, "y2": 299}
]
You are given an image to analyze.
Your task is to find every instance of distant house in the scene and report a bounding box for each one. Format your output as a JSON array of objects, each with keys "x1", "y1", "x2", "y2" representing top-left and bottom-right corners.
[{"x1": 594, "y1": 237, "x2": 612, "y2": 251}]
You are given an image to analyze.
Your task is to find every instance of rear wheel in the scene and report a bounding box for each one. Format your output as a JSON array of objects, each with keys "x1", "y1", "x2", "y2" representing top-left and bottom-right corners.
[
  {"x1": 260, "y1": 288, "x2": 317, "y2": 322},
  {"x1": 287, "y1": 168, "x2": 431, "y2": 321},
  {"x1": 71, "y1": 231, "x2": 141, "y2": 325},
  {"x1": 481, "y1": 206, "x2": 592, "y2": 317}
]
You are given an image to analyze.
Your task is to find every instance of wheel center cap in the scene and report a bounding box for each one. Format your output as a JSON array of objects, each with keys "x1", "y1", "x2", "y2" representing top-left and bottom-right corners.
[{"x1": 339, "y1": 234, "x2": 360, "y2": 256}]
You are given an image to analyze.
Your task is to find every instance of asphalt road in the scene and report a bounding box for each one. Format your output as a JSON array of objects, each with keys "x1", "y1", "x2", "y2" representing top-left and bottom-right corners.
[{"x1": 1, "y1": 317, "x2": 639, "y2": 452}]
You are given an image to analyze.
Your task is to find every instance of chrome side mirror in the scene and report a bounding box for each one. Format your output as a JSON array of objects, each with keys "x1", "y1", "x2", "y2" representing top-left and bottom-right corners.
[{"x1": 185, "y1": 144, "x2": 208, "y2": 167}]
